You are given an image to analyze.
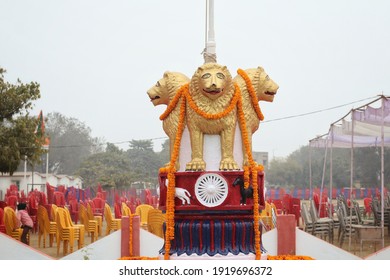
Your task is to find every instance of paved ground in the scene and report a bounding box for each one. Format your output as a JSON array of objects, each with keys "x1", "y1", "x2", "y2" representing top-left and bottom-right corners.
[{"x1": 26, "y1": 218, "x2": 389, "y2": 260}]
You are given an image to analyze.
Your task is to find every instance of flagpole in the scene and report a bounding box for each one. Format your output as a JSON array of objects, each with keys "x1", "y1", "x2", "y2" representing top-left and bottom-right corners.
[
  {"x1": 203, "y1": 0, "x2": 217, "y2": 63},
  {"x1": 35, "y1": 110, "x2": 48, "y2": 192}
]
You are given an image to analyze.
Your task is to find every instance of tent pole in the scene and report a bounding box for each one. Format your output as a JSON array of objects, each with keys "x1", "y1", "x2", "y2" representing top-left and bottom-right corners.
[
  {"x1": 380, "y1": 96, "x2": 385, "y2": 248},
  {"x1": 329, "y1": 125, "x2": 334, "y2": 218},
  {"x1": 319, "y1": 134, "x2": 329, "y2": 218},
  {"x1": 309, "y1": 142, "x2": 312, "y2": 200},
  {"x1": 348, "y1": 110, "x2": 355, "y2": 251}
]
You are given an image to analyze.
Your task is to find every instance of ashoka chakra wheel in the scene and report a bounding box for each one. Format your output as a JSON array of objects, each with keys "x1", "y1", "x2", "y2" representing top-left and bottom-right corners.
[{"x1": 195, "y1": 173, "x2": 228, "y2": 207}]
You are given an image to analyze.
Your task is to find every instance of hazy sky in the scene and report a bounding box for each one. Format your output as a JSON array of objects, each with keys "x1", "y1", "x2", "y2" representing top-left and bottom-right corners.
[{"x1": 1, "y1": 0, "x2": 389, "y2": 159}]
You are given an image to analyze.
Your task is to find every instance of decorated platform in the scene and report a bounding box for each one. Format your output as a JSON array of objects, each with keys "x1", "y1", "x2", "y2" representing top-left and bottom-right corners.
[{"x1": 145, "y1": 0, "x2": 278, "y2": 260}]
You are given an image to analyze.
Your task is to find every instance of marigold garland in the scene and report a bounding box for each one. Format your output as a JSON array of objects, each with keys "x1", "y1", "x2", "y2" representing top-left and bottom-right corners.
[
  {"x1": 236, "y1": 86, "x2": 262, "y2": 260},
  {"x1": 159, "y1": 84, "x2": 188, "y2": 120},
  {"x1": 119, "y1": 256, "x2": 159, "y2": 260},
  {"x1": 185, "y1": 83, "x2": 241, "y2": 119},
  {"x1": 237, "y1": 68, "x2": 264, "y2": 121},
  {"x1": 128, "y1": 213, "x2": 135, "y2": 257},
  {"x1": 159, "y1": 79, "x2": 264, "y2": 260},
  {"x1": 163, "y1": 94, "x2": 187, "y2": 260},
  {"x1": 267, "y1": 255, "x2": 314, "y2": 260}
]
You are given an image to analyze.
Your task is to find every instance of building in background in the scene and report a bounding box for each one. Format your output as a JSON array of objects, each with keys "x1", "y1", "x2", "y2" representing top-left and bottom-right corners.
[
  {"x1": 0, "y1": 172, "x2": 82, "y2": 200},
  {"x1": 252, "y1": 151, "x2": 269, "y2": 169}
]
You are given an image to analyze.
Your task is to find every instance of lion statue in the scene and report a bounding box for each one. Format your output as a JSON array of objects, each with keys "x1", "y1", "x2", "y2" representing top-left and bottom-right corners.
[
  {"x1": 233, "y1": 66, "x2": 279, "y2": 166},
  {"x1": 147, "y1": 71, "x2": 190, "y2": 169},
  {"x1": 185, "y1": 63, "x2": 238, "y2": 171}
]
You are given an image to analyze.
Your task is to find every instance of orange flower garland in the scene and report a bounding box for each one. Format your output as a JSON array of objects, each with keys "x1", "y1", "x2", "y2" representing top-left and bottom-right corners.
[
  {"x1": 119, "y1": 256, "x2": 159, "y2": 260},
  {"x1": 184, "y1": 83, "x2": 241, "y2": 119},
  {"x1": 236, "y1": 87, "x2": 261, "y2": 259},
  {"x1": 267, "y1": 255, "x2": 314, "y2": 260},
  {"x1": 159, "y1": 80, "x2": 264, "y2": 260},
  {"x1": 160, "y1": 84, "x2": 188, "y2": 121},
  {"x1": 128, "y1": 213, "x2": 136, "y2": 257},
  {"x1": 163, "y1": 89, "x2": 187, "y2": 260},
  {"x1": 237, "y1": 68, "x2": 264, "y2": 121}
]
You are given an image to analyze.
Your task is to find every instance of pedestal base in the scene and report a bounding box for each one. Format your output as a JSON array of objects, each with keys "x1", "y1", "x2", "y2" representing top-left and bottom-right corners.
[{"x1": 158, "y1": 252, "x2": 269, "y2": 260}]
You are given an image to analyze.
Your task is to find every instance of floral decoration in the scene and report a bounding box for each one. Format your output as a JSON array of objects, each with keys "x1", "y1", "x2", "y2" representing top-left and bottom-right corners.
[
  {"x1": 119, "y1": 256, "x2": 159, "y2": 260},
  {"x1": 184, "y1": 83, "x2": 241, "y2": 120},
  {"x1": 237, "y1": 68, "x2": 264, "y2": 121},
  {"x1": 158, "y1": 80, "x2": 265, "y2": 259},
  {"x1": 267, "y1": 255, "x2": 314, "y2": 260}
]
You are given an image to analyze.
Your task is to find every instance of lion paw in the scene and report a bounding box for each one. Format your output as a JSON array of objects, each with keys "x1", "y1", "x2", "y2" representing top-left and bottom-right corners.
[
  {"x1": 185, "y1": 158, "x2": 206, "y2": 171},
  {"x1": 219, "y1": 158, "x2": 239, "y2": 171}
]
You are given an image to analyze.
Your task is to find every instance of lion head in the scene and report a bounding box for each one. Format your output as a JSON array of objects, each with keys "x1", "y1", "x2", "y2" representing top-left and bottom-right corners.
[
  {"x1": 251, "y1": 67, "x2": 279, "y2": 102},
  {"x1": 190, "y1": 63, "x2": 233, "y2": 101},
  {"x1": 147, "y1": 71, "x2": 189, "y2": 106}
]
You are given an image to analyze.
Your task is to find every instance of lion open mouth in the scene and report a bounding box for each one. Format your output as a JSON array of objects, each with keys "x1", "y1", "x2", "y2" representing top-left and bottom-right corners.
[
  {"x1": 149, "y1": 95, "x2": 160, "y2": 101},
  {"x1": 265, "y1": 91, "x2": 276, "y2": 96},
  {"x1": 203, "y1": 88, "x2": 222, "y2": 95}
]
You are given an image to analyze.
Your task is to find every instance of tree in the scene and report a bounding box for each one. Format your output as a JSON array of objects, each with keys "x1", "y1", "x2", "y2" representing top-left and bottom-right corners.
[
  {"x1": 76, "y1": 143, "x2": 134, "y2": 188},
  {"x1": 76, "y1": 139, "x2": 168, "y2": 189},
  {"x1": 0, "y1": 67, "x2": 45, "y2": 174},
  {"x1": 126, "y1": 139, "x2": 164, "y2": 184},
  {"x1": 266, "y1": 144, "x2": 390, "y2": 190},
  {"x1": 129, "y1": 139, "x2": 154, "y2": 151},
  {"x1": 44, "y1": 112, "x2": 105, "y2": 175}
]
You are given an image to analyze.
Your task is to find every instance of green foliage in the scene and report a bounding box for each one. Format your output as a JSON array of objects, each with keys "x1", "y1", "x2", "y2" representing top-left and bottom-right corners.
[
  {"x1": 129, "y1": 139, "x2": 154, "y2": 151},
  {"x1": 267, "y1": 145, "x2": 390, "y2": 189},
  {"x1": 76, "y1": 143, "x2": 133, "y2": 188},
  {"x1": 76, "y1": 140, "x2": 169, "y2": 189},
  {"x1": 44, "y1": 112, "x2": 105, "y2": 175},
  {"x1": 0, "y1": 68, "x2": 40, "y2": 121},
  {"x1": 0, "y1": 68, "x2": 44, "y2": 174}
]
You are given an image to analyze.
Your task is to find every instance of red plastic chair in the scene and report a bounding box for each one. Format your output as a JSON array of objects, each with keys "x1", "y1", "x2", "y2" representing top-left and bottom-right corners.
[
  {"x1": 0, "y1": 208, "x2": 6, "y2": 234},
  {"x1": 68, "y1": 199, "x2": 79, "y2": 224},
  {"x1": 39, "y1": 192, "x2": 48, "y2": 206},
  {"x1": 313, "y1": 193, "x2": 328, "y2": 218},
  {"x1": 0, "y1": 201, "x2": 7, "y2": 209},
  {"x1": 126, "y1": 201, "x2": 136, "y2": 214},
  {"x1": 57, "y1": 185, "x2": 66, "y2": 193},
  {"x1": 6, "y1": 195, "x2": 18, "y2": 210},
  {"x1": 363, "y1": 197, "x2": 372, "y2": 218},
  {"x1": 28, "y1": 195, "x2": 39, "y2": 233},
  {"x1": 53, "y1": 191, "x2": 66, "y2": 207},
  {"x1": 114, "y1": 202, "x2": 122, "y2": 219},
  {"x1": 9, "y1": 184, "x2": 18, "y2": 192},
  {"x1": 282, "y1": 194, "x2": 292, "y2": 214},
  {"x1": 271, "y1": 199, "x2": 283, "y2": 214},
  {"x1": 46, "y1": 183, "x2": 55, "y2": 204},
  {"x1": 291, "y1": 197, "x2": 301, "y2": 226},
  {"x1": 92, "y1": 197, "x2": 105, "y2": 215},
  {"x1": 88, "y1": 200, "x2": 104, "y2": 221}
]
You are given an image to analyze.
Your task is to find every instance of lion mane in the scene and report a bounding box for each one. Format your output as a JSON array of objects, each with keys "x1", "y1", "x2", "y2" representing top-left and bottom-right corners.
[
  {"x1": 147, "y1": 71, "x2": 189, "y2": 106},
  {"x1": 147, "y1": 71, "x2": 190, "y2": 169},
  {"x1": 186, "y1": 63, "x2": 238, "y2": 171},
  {"x1": 233, "y1": 66, "x2": 278, "y2": 165},
  {"x1": 189, "y1": 64, "x2": 235, "y2": 121}
]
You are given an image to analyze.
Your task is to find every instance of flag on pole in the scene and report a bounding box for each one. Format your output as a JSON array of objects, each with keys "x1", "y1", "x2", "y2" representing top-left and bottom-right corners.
[
  {"x1": 35, "y1": 110, "x2": 50, "y2": 148},
  {"x1": 35, "y1": 110, "x2": 45, "y2": 138}
]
